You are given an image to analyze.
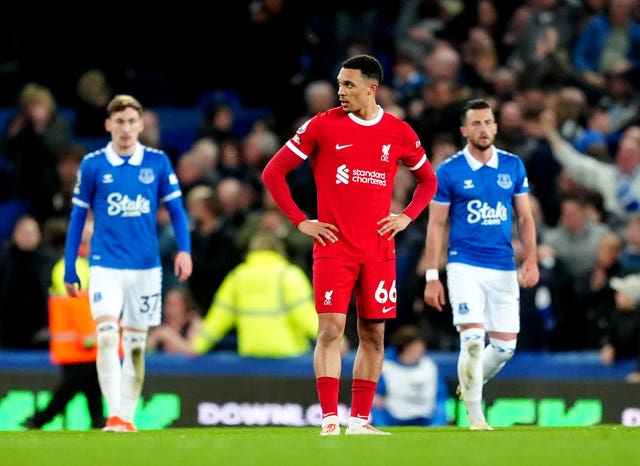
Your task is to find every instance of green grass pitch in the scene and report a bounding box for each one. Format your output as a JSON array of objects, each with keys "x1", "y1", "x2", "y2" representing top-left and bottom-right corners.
[{"x1": 2, "y1": 425, "x2": 640, "y2": 466}]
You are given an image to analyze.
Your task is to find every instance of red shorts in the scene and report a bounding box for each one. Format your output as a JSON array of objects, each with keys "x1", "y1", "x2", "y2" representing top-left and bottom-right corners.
[{"x1": 312, "y1": 258, "x2": 397, "y2": 319}]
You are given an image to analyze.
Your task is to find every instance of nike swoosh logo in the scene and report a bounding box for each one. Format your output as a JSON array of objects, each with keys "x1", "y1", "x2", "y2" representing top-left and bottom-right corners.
[
  {"x1": 335, "y1": 144, "x2": 353, "y2": 150},
  {"x1": 381, "y1": 306, "x2": 395, "y2": 314}
]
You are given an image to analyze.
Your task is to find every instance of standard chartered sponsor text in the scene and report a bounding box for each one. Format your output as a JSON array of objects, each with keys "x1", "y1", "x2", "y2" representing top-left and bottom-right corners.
[{"x1": 352, "y1": 168, "x2": 386, "y2": 186}]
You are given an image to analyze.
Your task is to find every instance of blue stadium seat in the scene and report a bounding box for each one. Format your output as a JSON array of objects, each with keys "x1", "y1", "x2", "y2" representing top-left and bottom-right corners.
[{"x1": 155, "y1": 107, "x2": 201, "y2": 155}]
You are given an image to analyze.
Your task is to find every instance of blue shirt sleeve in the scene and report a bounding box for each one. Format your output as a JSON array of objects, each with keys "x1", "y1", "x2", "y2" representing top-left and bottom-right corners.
[
  {"x1": 63, "y1": 206, "x2": 88, "y2": 285},
  {"x1": 165, "y1": 198, "x2": 191, "y2": 253}
]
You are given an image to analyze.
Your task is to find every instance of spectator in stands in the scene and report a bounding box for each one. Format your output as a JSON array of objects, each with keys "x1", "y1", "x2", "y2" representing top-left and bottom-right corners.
[
  {"x1": 578, "y1": 0, "x2": 609, "y2": 28},
  {"x1": 73, "y1": 69, "x2": 111, "y2": 138},
  {"x1": 41, "y1": 216, "x2": 69, "y2": 263},
  {"x1": 520, "y1": 23, "x2": 582, "y2": 93},
  {"x1": 573, "y1": 104, "x2": 612, "y2": 161},
  {"x1": 600, "y1": 273, "x2": 640, "y2": 379},
  {"x1": 408, "y1": 77, "x2": 465, "y2": 152},
  {"x1": 215, "y1": 138, "x2": 245, "y2": 181},
  {"x1": 196, "y1": 102, "x2": 235, "y2": 145},
  {"x1": 138, "y1": 109, "x2": 161, "y2": 150},
  {"x1": 620, "y1": 215, "x2": 640, "y2": 274},
  {"x1": 188, "y1": 137, "x2": 221, "y2": 187},
  {"x1": 572, "y1": 0, "x2": 640, "y2": 92},
  {"x1": 0, "y1": 82, "x2": 73, "y2": 225},
  {"x1": 302, "y1": 79, "x2": 338, "y2": 119},
  {"x1": 393, "y1": 0, "x2": 444, "y2": 67},
  {"x1": 539, "y1": 109, "x2": 640, "y2": 231},
  {"x1": 147, "y1": 286, "x2": 202, "y2": 354},
  {"x1": 191, "y1": 231, "x2": 318, "y2": 358},
  {"x1": 331, "y1": 0, "x2": 394, "y2": 63},
  {"x1": 236, "y1": 189, "x2": 313, "y2": 273},
  {"x1": 539, "y1": 192, "x2": 613, "y2": 349},
  {"x1": 555, "y1": 86, "x2": 588, "y2": 148},
  {"x1": 186, "y1": 184, "x2": 241, "y2": 315},
  {"x1": 421, "y1": 40, "x2": 464, "y2": 85},
  {"x1": 23, "y1": 219, "x2": 105, "y2": 430},
  {"x1": 371, "y1": 325, "x2": 448, "y2": 427},
  {"x1": 460, "y1": 26, "x2": 500, "y2": 97},
  {"x1": 175, "y1": 138, "x2": 221, "y2": 198},
  {"x1": 216, "y1": 176, "x2": 252, "y2": 228},
  {"x1": 240, "y1": 0, "x2": 306, "y2": 110},
  {"x1": 489, "y1": 66, "x2": 518, "y2": 104},
  {"x1": 475, "y1": 0, "x2": 512, "y2": 63},
  {"x1": 428, "y1": 132, "x2": 457, "y2": 170},
  {"x1": 520, "y1": 105, "x2": 564, "y2": 227},
  {"x1": 0, "y1": 214, "x2": 56, "y2": 349},
  {"x1": 501, "y1": 3, "x2": 533, "y2": 61},
  {"x1": 597, "y1": 62, "x2": 640, "y2": 135},
  {"x1": 50, "y1": 144, "x2": 85, "y2": 221},
  {"x1": 390, "y1": 54, "x2": 427, "y2": 109},
  {"x1": 241, "y1": 123, "x2": 281, "y2": 208},
  {"x1": 139, "y1": 109, "x2": 179, "y2": 168},
  {"x1": 541, "y1": 192, "x2": 613, "y2": 284},
  {"x1": 578, "y1": 232, "x2": 624, "y2": 350},
  {"x1": 494, "y1": 100, "x2": 529, "y2": 157},
  {"x1": 506, "y1": 0, "x2": 581, "y2": 75}
]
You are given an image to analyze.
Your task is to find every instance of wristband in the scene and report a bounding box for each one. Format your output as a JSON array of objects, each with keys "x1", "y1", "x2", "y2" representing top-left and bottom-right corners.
[{"x1": 425, "y1": 269, "x2": 439, "y2": 282}]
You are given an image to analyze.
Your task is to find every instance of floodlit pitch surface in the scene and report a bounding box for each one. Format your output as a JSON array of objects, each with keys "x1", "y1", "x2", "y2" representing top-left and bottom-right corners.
[{"x1": 2, "y1": 425, "x2": 639, "y2": 466}]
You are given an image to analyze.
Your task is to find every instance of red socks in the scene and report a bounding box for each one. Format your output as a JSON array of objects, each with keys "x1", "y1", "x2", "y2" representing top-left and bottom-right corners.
[
  {"x1": 316, "y1": 376, "x2": 340, "y2": 417},
  {"x1": 350, "y1": 378, "x2": 377, "y2": 420},
  {"x1": 317, "y1": 377, "x2": 378, "y2": 420}
]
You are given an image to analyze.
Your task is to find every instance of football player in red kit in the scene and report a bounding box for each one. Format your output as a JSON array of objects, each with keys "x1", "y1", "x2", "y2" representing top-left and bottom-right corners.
[{"x1": 262, "y1": 54, "x2": 437, "y2": 435}]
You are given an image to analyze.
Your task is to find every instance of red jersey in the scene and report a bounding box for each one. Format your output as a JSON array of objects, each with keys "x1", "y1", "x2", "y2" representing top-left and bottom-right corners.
[{"x1": 263, "y1": 106, "x2": 437, "y2": 263}]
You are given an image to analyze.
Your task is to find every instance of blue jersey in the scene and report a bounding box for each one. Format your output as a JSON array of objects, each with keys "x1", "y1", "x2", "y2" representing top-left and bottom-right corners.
[
  {"x1": 72, "y1": 142, "x2": 183, "y2": 269},
  {"x1": 433, "y1": 145, "x2": 529, "y2": 270}
]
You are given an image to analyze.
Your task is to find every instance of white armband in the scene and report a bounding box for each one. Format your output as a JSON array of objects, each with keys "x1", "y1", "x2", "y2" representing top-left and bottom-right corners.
[{"x1": 425, "y1": 268, "x2": 439, "y2": 282}]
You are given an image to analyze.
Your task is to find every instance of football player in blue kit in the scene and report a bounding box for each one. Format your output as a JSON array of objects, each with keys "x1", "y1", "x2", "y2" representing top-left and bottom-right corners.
[
  {"x1": 63, "y1": 94, "x2": 192, "y2": 432},
  {"x1": 423, "y1": 98, "x2": 539, "y2": 430}
]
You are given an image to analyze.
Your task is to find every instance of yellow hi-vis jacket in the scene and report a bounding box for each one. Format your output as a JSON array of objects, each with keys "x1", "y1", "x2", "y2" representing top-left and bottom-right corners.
[
  {"x1": 48, "y1": 257, "x2": 96, "y2": 365},
  {"x1": 192, "y1": 250, "x2": 318, "y2": 358}
]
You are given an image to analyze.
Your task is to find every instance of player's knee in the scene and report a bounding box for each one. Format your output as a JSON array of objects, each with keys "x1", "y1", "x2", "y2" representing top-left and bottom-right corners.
[
  {"x1": 122, "y1": 331, "x2": 147, "y2": 384},
  {"x1": 317, "y1": 319, "x2": 344, "y2": 344},
  {"x1": 96, "y1": 322, "x2": 119, "y2": 349},
  {"x1": 459, "y1": 328, "x2": 485, "y2": 358},
  {"x1": 488, "y1": 337, "x2": 517, "y2": 362},
  {"x1": 122, "y1": 330, "x2": 147, "y2": 352}
]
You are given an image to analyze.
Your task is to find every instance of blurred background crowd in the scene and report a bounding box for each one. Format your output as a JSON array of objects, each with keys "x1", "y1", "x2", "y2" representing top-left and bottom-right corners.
[{"x1": 1, "y1": 0, "x2": 640, "y2": 372}]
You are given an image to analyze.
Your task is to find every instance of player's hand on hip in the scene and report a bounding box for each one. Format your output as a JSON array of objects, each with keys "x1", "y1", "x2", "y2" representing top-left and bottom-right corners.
[
  {"x1": 174, "y1": 251, "x2": 193, "y2": 282},
  {"x1": 424, "y1": 280, "x2": 446, "y2": 312},
  {"x1": 377, "y1": 213, "x2": 410, "y2": 240},
  {"x1": 298, "y1": 219, "x2": 339, "y2": 246}
]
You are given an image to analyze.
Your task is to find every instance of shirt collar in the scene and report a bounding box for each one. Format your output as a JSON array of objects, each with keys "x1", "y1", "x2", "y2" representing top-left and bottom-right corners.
[
  {"x1": 463, "y1": 144, "x2": 498, "y2": 171},
  {"x1": 105, "y1": 142, "x2": 144, "y2": 166},
  {"x1": 347, "y1": 105, "x2": 384, "y2": 126}
]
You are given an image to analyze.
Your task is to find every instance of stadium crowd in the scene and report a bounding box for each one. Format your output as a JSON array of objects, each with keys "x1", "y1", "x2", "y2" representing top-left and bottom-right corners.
[{"x1": 1, "y1": 0, "x2": 640, "y2": 379}]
